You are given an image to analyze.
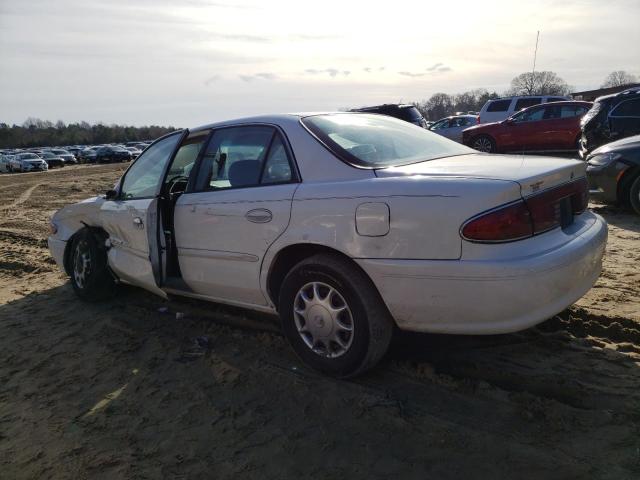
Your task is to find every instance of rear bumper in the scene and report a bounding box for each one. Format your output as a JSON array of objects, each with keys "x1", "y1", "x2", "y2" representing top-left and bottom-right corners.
[{"x1": 356, "y1": 212, "x2": 607, "y2": 334}]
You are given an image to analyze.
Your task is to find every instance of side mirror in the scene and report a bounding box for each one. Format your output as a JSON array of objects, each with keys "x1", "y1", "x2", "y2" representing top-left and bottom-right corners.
[{"x1": 105, "y1": 189, "x2": 118, "y2": 200}]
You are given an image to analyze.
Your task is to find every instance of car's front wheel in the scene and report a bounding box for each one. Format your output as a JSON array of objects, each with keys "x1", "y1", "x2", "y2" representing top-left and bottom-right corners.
[
  {"x1": 471, "y1": 135, "x2": 496, "y2": 153},
  {"x1": 69, "y1": 229, "x2": 115, "y2": 301},
  {"x1": 279, "y1": 254, "x2": 393, "y2": 377}
]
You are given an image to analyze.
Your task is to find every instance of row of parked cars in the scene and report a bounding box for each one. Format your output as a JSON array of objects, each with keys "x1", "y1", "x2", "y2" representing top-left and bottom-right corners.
[
  {"x1": 354, "y1": 88, "x2": 640, "y2": 214},
  {"x1": 0, "y1": 141, "x2": 153, "y2": 173}
]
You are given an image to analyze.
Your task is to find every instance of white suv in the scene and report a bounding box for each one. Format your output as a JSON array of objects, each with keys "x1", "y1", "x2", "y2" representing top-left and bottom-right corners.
[{"x1": 479, "y1": 95, "x2": 570, "y2": 124}]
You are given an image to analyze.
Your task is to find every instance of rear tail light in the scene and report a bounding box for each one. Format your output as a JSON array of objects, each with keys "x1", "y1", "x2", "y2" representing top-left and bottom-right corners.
[
  {"x1": 461, "y1": 201, "x2": 533, "y2": 242},
  {"x1": 461, "y1": 178, "x2": 588, "y2": 243},
  {"x1": 476, "y1": 116, "x2": 480, "y2": 124}
]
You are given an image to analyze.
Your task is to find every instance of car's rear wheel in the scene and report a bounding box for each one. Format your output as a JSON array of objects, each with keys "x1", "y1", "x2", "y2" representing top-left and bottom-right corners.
[
  {"x1": 471, "y1": 135, "x2": 496, "y2": 153},
  {"x1": 279, "y1": 254, "x2": 393, "y2": 377},
  {"x1": 69, "y1": 229, "x2": 115, "y2": 301},
  {"x1": 629, "y1": 175, "x2": 640, "y2": 215}
]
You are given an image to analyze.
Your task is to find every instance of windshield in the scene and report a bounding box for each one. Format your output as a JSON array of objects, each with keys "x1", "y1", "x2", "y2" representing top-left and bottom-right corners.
[
  {"x1": 19, "y1": 153, "x2": 39, "y2": 159},
  {"x1": 301, "y1": 113, "x2": 472, "y2": 168}
]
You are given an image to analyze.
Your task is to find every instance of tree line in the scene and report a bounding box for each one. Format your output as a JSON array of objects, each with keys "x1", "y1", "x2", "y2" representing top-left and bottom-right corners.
[
  {"x1": 2, "y1": 70, "x2": 636, "y2": 147},
  {"x1": 0, "y1": 119, "x2": 178, "y2": 149}
]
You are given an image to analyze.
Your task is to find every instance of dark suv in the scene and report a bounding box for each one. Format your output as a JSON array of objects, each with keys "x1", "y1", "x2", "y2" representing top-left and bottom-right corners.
[
  {"x1": 95, "y1": 146, "x2": 133, "y2": 163},
  {"x1": 580, "y1": 88, "x2": 640, "y2": 158},
  {"x1": 349, "y1": 104, "x2": 427, "y2": 128}
]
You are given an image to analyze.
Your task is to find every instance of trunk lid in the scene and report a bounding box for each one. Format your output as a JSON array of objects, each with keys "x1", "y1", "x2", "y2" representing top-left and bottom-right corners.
[{"x1": 374, "y1": 153, "x2": 586, "y2": 196}]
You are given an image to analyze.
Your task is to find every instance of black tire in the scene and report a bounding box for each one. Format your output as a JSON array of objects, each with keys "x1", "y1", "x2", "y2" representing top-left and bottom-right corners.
[
  {"x1": 279, "y1": 253, "x2": 394, "y2": 378},
  {"x1": 69, "y1": 229, "x2": 115, "y2": 301},
  {"x1": 629, "y1": 175, "x2": 640, "y2": 216},
  {"x1": 471, "y1": 134, "x2": 496, "y2": 153}
]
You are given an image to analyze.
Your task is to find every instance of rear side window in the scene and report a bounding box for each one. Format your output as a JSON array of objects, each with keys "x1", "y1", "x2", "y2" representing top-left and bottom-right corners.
[
  {"x1": 397, "y1": 107, "x2": 424, "y2": 122},
  {"x1": 610, "y1": 98, "x2": 640, "y2": 117},
  {"x1": 559, "y1": 105, "x2": 589, "y2": 118},
  {"x1": 547, "y1": 97, "x2": 567, "y2": 103},
  {"x1": 514, "y1": 98, "x2": 542, "y2": 111},
  {"x1": 486, "y1": 100, "x2": 511, "y2": 112}
]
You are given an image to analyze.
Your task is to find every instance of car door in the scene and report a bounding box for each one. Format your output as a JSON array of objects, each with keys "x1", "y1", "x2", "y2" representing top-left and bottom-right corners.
[
  {"x1": 554, "y1": 104, "x2": 589, "y2": 148},
  {"x1": 428, "y1": 119, "x2": 451, "y2": 138},
  {"x1": 173, "y1": 125, "x2": 298, "y2": 307},
  {"x1": 99, "y1": 132, "x2": 183, "y2": 296},
  {"x1": 503, "y1": 106, "x2": 545, "y2": 151}
]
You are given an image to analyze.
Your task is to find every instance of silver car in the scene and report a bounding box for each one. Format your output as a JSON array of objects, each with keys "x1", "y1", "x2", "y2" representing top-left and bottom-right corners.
[
  {"x1": 9, "y1": 153, "x2": 49, "y2": 172},
  {"x1": 428, "y1": 115, "x2": 478, "y2": 143}
]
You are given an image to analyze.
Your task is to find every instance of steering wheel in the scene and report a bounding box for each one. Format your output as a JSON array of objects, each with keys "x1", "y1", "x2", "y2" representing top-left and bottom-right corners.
[{"x1": 166, "y1": 175, "x2": 189, "y2": 195}]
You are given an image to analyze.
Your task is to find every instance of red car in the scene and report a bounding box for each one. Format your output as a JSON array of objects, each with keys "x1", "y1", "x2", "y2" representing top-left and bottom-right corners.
[{"x1": 462, "y1": 101, "x2": 592, "y2": 153}]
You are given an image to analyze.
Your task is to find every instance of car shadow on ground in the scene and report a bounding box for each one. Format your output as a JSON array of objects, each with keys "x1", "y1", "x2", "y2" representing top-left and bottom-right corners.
[{"x1": 590, "y1": 202, "x2": 640, "y2": 233}]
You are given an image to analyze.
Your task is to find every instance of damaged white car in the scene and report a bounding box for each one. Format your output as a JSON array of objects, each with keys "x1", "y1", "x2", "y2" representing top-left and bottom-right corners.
[{"x1": 48, "y1": 113, "x2": 607, "y2": 376}]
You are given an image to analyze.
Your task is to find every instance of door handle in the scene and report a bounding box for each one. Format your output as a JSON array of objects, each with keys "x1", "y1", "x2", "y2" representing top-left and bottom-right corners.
[
  {"x1": 245, "y1": 209, "x2": 272, "y2": 223},
  {"x1": 133, "y1": 217, "x2": 144, "y2": 228}
]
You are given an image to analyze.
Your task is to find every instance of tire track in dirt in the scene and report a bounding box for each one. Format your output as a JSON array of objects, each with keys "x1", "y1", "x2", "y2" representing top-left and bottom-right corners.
[{"x1": 1, "y1": 183, "x2": 41, "y2": 210}]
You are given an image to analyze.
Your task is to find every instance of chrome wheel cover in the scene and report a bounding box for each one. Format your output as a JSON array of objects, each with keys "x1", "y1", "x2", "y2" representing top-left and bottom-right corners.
[
  {"x1": 73, "y1": 240, "x2": 92, "y2": 289},
  {"x1": 293, "y1": 282, "x2": 354, "y2": 358},
  {"x1": 473, "y1": 137, "x2": 493, "y2": 152}
]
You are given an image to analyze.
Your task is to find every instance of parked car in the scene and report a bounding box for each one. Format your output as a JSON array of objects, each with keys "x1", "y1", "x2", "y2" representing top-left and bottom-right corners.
[
  {"x1": 428, "y1": 114, "x2": 478, "y2": 142},
  {"x1": 95, "y1": 146, "x2": 133, "y2": 163},
  {"x1": 580, "y1": 88, "x2": 640, "y2": 158},
  {"x1": 79, "y1": 147, "x2": 99, "y2": 163},
  {"x1": 47, "y1": 148, "x2": 78, "y2": 164},
  {"x1": 478, "y1": 95, "x2": 570, "y2": 124},
  {"x1": 48, "y1": 113, "x2": 606, "y2": 377},
  {"x1": 462, "y1": 101, "x2": 592, "y2": 153},
  {"x1": 586, "y1": 134, "x2": 640, "y2": 214},
  {"x1": 124, "y1": 146, "x2": 142, "y2": 158},
  {"x1": 9, "y1": 153, "x2": 49, "y2": 172},
  {"x1": 39, "y1": 151, "x2": 66, "y2": 168},
  {"x1": 0, "y1": 155, "x2": 13, "y2": 172},
  {"x1": 349, "y1": 104, "x2": 428, "y2": 128}
]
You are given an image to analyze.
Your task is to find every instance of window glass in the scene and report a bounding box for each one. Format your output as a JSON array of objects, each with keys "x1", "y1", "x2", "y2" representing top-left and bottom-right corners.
[
  {"x1": 512, "y1": 107, "x2": 545, "y2": 123},
  {"x1": 195, "y1": 126, "x2": 275, "y2": 191},
  {"x1": 430, "y1": 119, "x2": 450, "y2": 130},
  {"x1": 514, "y1": 98, "x2": 542, "y2": 111},
  {"x1": 611, "y1": 99, "x2": 640, "y2": 117},
  {"x1": 165, "y1": 130, "x2": 209, "y2": 185},
  {"x1": 486, "y1": 100, "x2": 511, "y2": 112},
  {"x1": 559, "y1": 105, "x2": 588, "y2": 118},
  {"x1": 120, "y1": 132, "x2": 182, "y2": 199},
  {"x1": 261, "y1": 135, "x2": 292, "y2": 184},
  {"x1": 548, "y1": 97, "x2": 567, "y2": 103},
  {"x1": 302, "y1": 114, "x2": 472, "y2": 168}
]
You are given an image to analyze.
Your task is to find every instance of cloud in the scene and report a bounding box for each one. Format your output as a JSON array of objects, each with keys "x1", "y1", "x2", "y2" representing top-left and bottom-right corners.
[
  {"x1": 204, "y1": 74, "x2": 221, "y2": 86},
  {"x1": 207, "y1": 32, "x2": 272, "y2": 43},
  {"x1": 427, "y1": 62, "x2": 444, "y2": 71},
  {"x1": 437, "y1": 66, "x2": 452, "y2": 72},
  {"x1": 363, "y1": 67, "x2": 372, "y2": 73},
  {"x1": 238, "y1": 72, "x2": 277, "y2": 82},
  {"x1": 399, "y1": 71, "x2": 426, "y2": 78},
  {"x1": 305, "y1": 68, "x2": 351, "y2": 77}
]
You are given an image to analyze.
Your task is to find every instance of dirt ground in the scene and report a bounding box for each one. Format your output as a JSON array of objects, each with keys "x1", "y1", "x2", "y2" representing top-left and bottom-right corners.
[{"x1": 1, "y1": 163, "x2": 639, "y2": 479}]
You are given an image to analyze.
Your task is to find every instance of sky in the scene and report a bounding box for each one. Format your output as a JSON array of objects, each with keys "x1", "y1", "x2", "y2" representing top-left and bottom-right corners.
[{"x1": 1, "y1": 0, "x2": 638, "y2": 127}]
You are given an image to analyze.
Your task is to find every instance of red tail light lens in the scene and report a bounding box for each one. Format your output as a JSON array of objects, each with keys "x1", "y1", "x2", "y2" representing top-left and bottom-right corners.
[
  {"x1": 461, "y1": 178, "x2": 588, "y2": 243},
  {"x1": 461, "y1": 201, "x2": 533, "y2": 242}
]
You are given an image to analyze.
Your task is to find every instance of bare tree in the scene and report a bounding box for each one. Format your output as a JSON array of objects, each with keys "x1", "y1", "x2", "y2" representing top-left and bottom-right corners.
[
  {"x1": 507, "y1": 71, "x2": 571, "y2": 96},
  {"x1": 601, "y1": 70, "x2": 638, "y2": 88}
]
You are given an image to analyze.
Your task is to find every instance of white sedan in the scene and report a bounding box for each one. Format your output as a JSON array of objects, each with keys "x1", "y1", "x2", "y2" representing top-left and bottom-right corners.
[{"x1": 48, "y1": 113, "x2": 607, "y2": 376}]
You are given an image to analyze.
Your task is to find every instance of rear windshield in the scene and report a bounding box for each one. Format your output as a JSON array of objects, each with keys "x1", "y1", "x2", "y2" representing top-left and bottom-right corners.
[
  {"x1": 301, "y1": 113, "x2": 473, "y2": 168},
  {"x1": 396, "y1": 107, "x2": 424, "y2": 122}
]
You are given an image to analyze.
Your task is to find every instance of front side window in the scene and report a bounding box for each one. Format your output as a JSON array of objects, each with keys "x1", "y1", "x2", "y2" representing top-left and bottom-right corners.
[
  {"x1": 430, "y1": 119, "x2": 450, "y2": 130},
  {"x1": 165, "y1": 130, "x2": 210, "y2": 187},
  {"x1": 119, "y1": 132, "x2": 182, "y2": 199},
  {"x1": 302, "y1": 113, "x2": 472, "y2": 169},
  {"x1": 511, "y1": 107, "x2": 545, "y2": 123},
  {"x1": 194, "y1": 126, "x2": 294, "y2": 191}
]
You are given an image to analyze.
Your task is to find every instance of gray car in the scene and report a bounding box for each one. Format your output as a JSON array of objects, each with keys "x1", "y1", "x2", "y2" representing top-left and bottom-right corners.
[
  {"x1": 428, "y1": 115, "x2": 478, "y2": 143},
  {"x1": 586, "y1": 134, "x2": 640, "y2": 214}
]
